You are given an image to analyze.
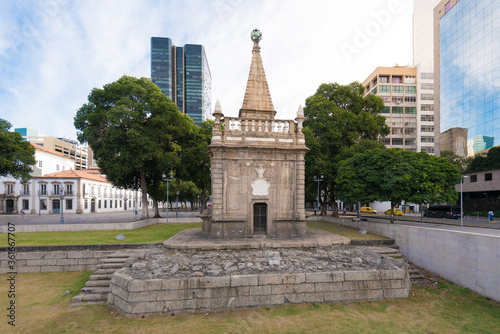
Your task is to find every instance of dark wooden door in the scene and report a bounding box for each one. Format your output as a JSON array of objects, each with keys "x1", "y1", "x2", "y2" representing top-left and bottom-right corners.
[{"x1": 253, "y1": 203, "x2": 267, "y2": 234}]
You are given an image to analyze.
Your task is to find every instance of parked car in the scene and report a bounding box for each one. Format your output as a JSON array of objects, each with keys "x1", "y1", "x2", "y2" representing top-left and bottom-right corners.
[
  {"x1": 360, "y1": 207, "x2": 377, "y2": 214},
  {"x1": 384, "y1": 208, "x2": 404, "y2": 216},
  {"x1": 423, "y1": 205, "x2": 461, "y2": 219}
]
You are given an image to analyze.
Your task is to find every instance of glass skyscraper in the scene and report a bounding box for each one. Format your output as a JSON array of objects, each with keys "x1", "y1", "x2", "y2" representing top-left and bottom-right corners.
[
  {"x1": 151, "y1": 37, "x2": 212, "y2": 126},
  {"x1": 435, "y1": 0, "x2": 500, "y2": 156}
]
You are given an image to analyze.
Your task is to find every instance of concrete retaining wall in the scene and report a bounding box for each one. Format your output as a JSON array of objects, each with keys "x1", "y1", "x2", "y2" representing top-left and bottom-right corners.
[
  {"x1": 0, "y1": 243, "x2": 162, "y2": 274},
  {"x1": 320, "y1": 216, "x2": 500, "y2": 302},
  {"x1": 108, "y1": 268, "x2": 410, "y2": 317}
]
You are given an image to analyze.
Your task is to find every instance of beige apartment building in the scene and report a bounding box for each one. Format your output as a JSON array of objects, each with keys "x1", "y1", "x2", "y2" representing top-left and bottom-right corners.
[{"x1": 31, "y1": 136, "x2": 92, "y2": 170}]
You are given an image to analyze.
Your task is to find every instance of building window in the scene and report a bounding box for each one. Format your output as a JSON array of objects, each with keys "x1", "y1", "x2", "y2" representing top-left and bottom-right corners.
[
  {"x1": 84, "y1": 200, "x2": 88, "y2": 209},
  {"x1": 485, "y1": 173, "x2": 492, "y2": 181},
  {"x1": 104, "y1": 200, "x2": 107, "y2": 208},
  {"x1": 38, "y1": 161, "x2": 43, "y2": 168},
  {"x1": 66, "y1": 199, "x2": 73, "y2": 210},
  {"x1": 56, "y1": 164, "x2": 59, "y2": 171},
  {"x1": 115, "y1": 200, "x2": 118, "y2": 208},
  {"x1": 421, "y1": 94, "x2": 434, "y2": 100},
  {"x1": 421, "y1": 115, "x2": 434, "y2": 122},
  {"x1": 40, "y1": 184, "x2": 47, "y2": 195},
  {"x1": 392, "y1": 96, "x2": 404, "y2": 104},
  {"x1": 23, "y1": 200, "x2": 29, "y2": 210},
  {"x1": 23, "y1": 184, "x2": 30, "y2": 195},
  {"x1": 379, "y1": 76, "x2": 389, "y2": 83},
  {"x1": 40, "y1": 200, "x2": 47, "y2": 210},
  {"x1": 380, "y1": 85, "x2": 391, "y2": 93},
  {"x1": 371, "y1": 87, "x2": 377, "y2": 95},
  {"x1": 393, "y1": 138, "x2": 403, "y2": 145},
  {"x1": 66, "y1": 184, "x2": 73, "y2": 195},
  {"x1": 381, "y1": 107, "x2": 390, "y2": 114},
  {"x1": 421, "y1": 104, "x2": 434, "y2": 111},
  {"x1": 98, "y1": 200, "x2": 101, "y2": 209},
  {"x1": 53, "y1": 184, "x2": 60, "y2": 195},
  {"x1": 470, "y1": 175, "x2": 477, "y2": 182},
  {"x1": 421, "y1": 136, "x2": 434, "y2": 143},
  {"x1": 392, "y1": 107, "x2": 404, "y2": 114},
  {"x1": 421, "y1": 147, "x2": 434, "y2": 153},
  {"x1": 421, "y1": 126, "x2": 434, "y2": 132},
  {"x1": 392, "y1": 76, "x2": 402, "y2": 83},
  {"x1": 405, "y1": 107, "x2": 416, "y2": 114},
  {"x1": 392, "y1": 86, "x2": 404, "y2": 93},
  {"x1": 422, "y1": 73, "x2": 434, "y2": 80},
  {"x1": 405, "y1": 96, "x2": 416, "y2": 103},
  {"x1": 405, "y1": 86, "x2": 416, "y2": 94},
  {"x1": 421, "y1": 83, "x2": 434, "y2": 90}
]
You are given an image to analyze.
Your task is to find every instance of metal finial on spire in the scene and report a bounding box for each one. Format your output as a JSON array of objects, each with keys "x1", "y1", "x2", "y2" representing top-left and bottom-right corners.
[{"x1": 251, "y1": 29, "x2": 262, "y2": 43}]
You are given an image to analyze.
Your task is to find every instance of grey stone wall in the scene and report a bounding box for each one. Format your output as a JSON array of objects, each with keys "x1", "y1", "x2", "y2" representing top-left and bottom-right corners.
[
  {"x1": 319, "y1": 216, "x2": 500, "y2": 302},
  {"x1": 0, "y1": 243, "x2": 162, "y2": 274},
  {"x1": 108, "y1": 268, "x2": 410, "y2": 317}
]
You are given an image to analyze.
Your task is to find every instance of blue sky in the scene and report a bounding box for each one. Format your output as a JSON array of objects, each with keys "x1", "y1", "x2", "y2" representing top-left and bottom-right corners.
[{"x1": 0, "y1": 0, "x2": 414, "y2": 140}]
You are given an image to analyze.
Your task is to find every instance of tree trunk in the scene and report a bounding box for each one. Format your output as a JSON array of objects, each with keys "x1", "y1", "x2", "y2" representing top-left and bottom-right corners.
[
  {"x1": 390, "y1": 201, "x2": 395, "y2": 224},
  {"x1": 153, "y1": 199, "x2": 160, "y2": 218},
  {"x1": 140, "y1": 168, "x2": 149, "y2": 220}
]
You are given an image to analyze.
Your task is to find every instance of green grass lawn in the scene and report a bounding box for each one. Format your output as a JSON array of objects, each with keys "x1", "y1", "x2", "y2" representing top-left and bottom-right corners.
[
  {"x1": 1, "y1": 223, "x2": 202, "y2": 246},
  {"x1": 0, "y1": 271, "x2": 498, "y2": 334},
  {"x1": 1, "y1": 221, "x2": 387, "y2": 247},
  {"x1": 308, "y1": 220, "x2": 389, "y2": 240}
]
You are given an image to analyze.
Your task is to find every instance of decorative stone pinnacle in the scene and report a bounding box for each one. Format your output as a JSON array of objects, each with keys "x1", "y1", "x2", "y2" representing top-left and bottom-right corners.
[
  {"x1": 297, "y1": 104, "x2": 304, "y2": 118},
  {"x1": 213, "y1": 99, "x2": 223, "y2": 124},
  {"x1": 251, "y1": 29, "x2": 262, "y2": 43}
]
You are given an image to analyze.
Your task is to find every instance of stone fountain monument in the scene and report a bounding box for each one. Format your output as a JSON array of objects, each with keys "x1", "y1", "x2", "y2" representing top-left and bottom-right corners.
[{"x1": 202, "y1": 29, "x2": 309, "y2": 239}]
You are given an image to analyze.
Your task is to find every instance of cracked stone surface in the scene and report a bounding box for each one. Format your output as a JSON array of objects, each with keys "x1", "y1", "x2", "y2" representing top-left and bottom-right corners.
[{"x1": 122, "y1": 245, "x2": 404, "y2": 280}]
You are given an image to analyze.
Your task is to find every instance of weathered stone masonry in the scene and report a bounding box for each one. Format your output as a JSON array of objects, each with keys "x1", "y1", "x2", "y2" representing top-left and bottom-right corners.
[{"x1": 108, "y1": 268, "x2": 410, "y2": 317}]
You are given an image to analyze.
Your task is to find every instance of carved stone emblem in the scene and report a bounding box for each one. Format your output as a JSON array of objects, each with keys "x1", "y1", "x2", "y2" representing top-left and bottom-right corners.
[{"x1": 251, "y1": 164, "x2": 270, "y2": 196}]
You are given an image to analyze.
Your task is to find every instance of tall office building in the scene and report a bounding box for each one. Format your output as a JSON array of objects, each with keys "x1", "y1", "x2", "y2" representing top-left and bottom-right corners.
[
  {"x1": 434, "y1": 0, "x2": 499, "y2": 156},
  {"x1": 151, "y1": 37, "x2": 212, "y2": 125},
  {"x1": 363, "y1": 66, "x2": 437, "y2": 153}
]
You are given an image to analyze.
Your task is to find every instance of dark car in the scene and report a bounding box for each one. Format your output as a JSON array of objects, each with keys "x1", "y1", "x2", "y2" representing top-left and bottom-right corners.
[{"x1": 424, "y1": 205, "x2": 461, "y2": 219}]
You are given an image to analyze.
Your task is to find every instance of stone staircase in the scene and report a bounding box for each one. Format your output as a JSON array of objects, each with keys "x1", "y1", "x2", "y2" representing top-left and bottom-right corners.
[
  {"x1": 360, "y1": 245, "x2": 429, "y2": 285},
  {"x1": 71, "y1": 250, "x2": 148, "y2": 306}
]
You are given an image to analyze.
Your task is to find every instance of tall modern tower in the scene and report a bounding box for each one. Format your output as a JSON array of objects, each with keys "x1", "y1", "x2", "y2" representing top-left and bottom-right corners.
[
  {"x1": 151, "y1": 37, "x2": 212, "y2": 125},
  {"x1": 434, "y1": 0, "x2": 499, "y2": 156}
]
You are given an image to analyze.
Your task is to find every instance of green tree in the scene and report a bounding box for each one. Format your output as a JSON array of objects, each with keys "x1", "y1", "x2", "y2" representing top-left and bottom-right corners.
[
  {"x1": 441, "y1": 150, "x2": 471, "y2": 173},
  {"x1": 74, "y1": 76, "x2": 194, "y2": 220},
  {"x1": 175, "y1": 120, "x2": 212, "y2": 210},
  {"x1": 337, "y1": 148, "x2": 461, "y2": 223},
  {"x1": 303, "y1": 82, "x2": 389, "y2": 217},
  {"x1": 0, "y1": 119, "x2": 35, "y2": 182},
  {"x1": 466, "y1": 146, "x2": 500, "y2": 173}
]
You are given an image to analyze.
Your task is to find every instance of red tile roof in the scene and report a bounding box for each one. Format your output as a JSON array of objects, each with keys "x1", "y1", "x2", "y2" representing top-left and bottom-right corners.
[{"x1": 41, "y1": 170, "x2": 109, "y2": 183}]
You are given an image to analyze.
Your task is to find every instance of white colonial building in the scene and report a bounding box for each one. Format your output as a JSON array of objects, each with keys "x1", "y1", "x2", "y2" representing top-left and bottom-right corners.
[{"x1": 1, "y1": 144, "x2": 148, "y2": 215}]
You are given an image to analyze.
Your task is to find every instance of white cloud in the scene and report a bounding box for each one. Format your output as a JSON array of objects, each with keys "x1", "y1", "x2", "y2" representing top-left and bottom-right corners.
[{"x1": 0, "y1": 0, "x2": 414, "y2": 139}]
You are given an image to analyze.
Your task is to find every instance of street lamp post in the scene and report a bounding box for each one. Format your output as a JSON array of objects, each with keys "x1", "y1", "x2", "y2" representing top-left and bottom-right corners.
[
  {"x1": 162, "y1": 172, "x2": 173, "y2": 225},
  {"x1": 313, "y1": 175, "x2": 324, "y2": 223},
  {"x1": 460, "y1": 175, "x2": 469, "y2": 227},
  {"x1": 176, "y1": 191, "x2": 180, "y2": 218},
  {"x1": 60, "y1": 189, "x2": 64, "y2": 224}
]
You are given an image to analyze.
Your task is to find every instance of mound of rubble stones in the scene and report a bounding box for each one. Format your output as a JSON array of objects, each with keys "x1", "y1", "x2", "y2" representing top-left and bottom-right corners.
[{"x1": 123, "y1": 245, "x2": 404, "y2": 280}]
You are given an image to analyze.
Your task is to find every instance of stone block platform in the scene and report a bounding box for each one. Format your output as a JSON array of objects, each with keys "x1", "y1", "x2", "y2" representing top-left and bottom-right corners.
[
  {"x1": 163, "y1": 227, "x2": 351, "y2": 250},
  {"x1": 108, "y1": 239, "x2": 410, "y2": 316}
]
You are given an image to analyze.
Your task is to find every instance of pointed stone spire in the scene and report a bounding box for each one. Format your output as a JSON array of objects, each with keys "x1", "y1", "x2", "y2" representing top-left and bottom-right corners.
[{"x1": 239, "y1": 29, "x2": 276, "y2": 120}]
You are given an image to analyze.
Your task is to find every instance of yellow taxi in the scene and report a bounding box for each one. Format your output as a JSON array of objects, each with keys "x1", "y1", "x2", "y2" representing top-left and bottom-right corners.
[{"x1": 384, "y1": 208, "x2": 404, "y2": 216}]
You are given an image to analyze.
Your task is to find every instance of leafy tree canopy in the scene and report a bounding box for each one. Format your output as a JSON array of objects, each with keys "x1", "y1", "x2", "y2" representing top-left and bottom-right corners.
[
  {"x1": 303, "y1": 82, "x2": 390, "y2": 216},
  {"x1": 440, "y1": 150, "x2": 471, "y2": 173},
  {"x1": 0, "y1": 119, "x2": 35, "y2": 182},
  {"x1": 465, "y1": 146, "x2": 500, "y2": 173},
  {"x1": 74, "y1": 75, "x2": 195, "y2": 220},
  {"x1": 337, "y1": 148, "x2": 461, "y2": 222}
]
